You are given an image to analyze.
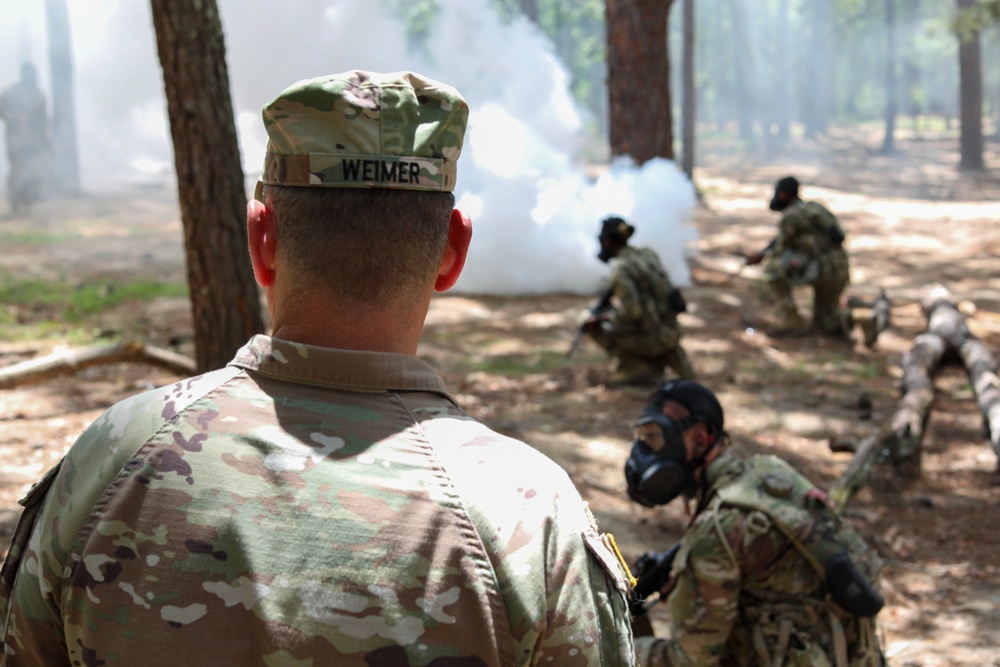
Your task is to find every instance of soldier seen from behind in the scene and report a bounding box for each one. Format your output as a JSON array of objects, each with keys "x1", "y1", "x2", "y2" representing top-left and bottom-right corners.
[
  {"x1": 745, "y1": 176, "x2": 852, "y2": 338},
  {"x1": 625, "y1": 380, "x2": 886, "y2": 666},
  {"x1": 580, "y1": 215, "x2": 694, "y2": 386},
  {"x1": 0, "y1": 63, "x2": 50, "y2": 213},
  {"x1": 0, "y1": 70, "x2": 636, "y2": 666}
]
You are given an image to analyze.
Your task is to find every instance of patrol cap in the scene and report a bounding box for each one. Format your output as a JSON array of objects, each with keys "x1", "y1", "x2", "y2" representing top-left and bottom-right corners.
[{"x1": 258, "y1": 70, "x2": 469, "y2": 196}]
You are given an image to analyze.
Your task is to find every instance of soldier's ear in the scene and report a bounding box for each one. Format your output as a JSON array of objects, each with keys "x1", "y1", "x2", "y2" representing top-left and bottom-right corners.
[
  {"x1": 247, "y1": 199, "x2": 277, "y2": 288},
  {"x1": 435, "y1": 208, "x2": 472, "y2": 293}
]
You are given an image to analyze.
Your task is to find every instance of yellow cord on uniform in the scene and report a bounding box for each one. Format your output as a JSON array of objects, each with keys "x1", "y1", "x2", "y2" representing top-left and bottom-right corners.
[{"x1": 603, "y1": 532, "x2": 637, "y2": 589}]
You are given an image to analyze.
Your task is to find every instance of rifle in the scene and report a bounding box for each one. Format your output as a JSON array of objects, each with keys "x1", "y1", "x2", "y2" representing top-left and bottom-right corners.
[
  {"x1": 566, "y1": 287, "x2": 613, "y2": 358},
  {"x1": 628, "y1": 541, "x2": 682, "y2": 619}
]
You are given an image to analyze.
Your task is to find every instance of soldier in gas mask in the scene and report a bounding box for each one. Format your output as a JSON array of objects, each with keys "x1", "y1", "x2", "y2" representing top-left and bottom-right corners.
[
  {"x1": 625, "y1": 380, "x2": 885, "y2": 667},
  {"x1": 745, "y1": 176, "x2": 852, "y2": 337},
  {"x1": 581, "y1": 215, "x2": 693, "y2": 385}
]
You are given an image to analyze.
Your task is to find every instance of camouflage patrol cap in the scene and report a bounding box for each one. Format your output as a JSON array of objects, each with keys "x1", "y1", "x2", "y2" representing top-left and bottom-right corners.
[{"x1": 258, "y1": 70, "x2": 469, "y2": 195}]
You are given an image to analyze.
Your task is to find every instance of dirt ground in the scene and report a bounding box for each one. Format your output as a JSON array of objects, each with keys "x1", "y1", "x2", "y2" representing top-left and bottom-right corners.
[{"x1": 1, "y1": 131, "x2": 999, "y2": 665}]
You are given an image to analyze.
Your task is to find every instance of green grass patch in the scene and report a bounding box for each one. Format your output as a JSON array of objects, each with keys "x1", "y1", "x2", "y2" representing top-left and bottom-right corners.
[
  {"x1": 853, "y1": 361, "x2": 882, "y2": 380},
  {"x1": 0, "y1": 278, "x2": 189, "y2": 342},
  {"x1": 0, "y1": 229, "x2": 84, "y2": 244},
  {"x1": 0, "y1": 279, "x2": 187, "y2": 319},
  {"x1": 474, "y1": 350, "x2": 569, "y2": 377}
]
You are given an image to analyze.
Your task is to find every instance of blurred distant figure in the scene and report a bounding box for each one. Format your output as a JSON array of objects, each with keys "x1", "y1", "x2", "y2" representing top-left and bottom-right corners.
[
  {"x1": 745, "y1": 176, "x2": 852, "y2": 337},
  {"x1": 0, "y1": 63, "x2": 50, "y2": 212},
  {"x1": 582, "y1": 215, "x2": 694, "y2": 385}
]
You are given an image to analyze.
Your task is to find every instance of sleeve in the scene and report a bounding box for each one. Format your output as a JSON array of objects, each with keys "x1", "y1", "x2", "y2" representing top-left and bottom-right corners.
[
  {"x1": 429, "y1": 419, "x2": 637, "y2": 666},
  {"x1": 488, "y1": 465, "x2": 637, "y2": 666},
  {"x1": 0, "y1": 381, "x2": 205, "y2": 666},
  {"x1": 648, "y1": 509, "x2": 743, "y2": 667}
]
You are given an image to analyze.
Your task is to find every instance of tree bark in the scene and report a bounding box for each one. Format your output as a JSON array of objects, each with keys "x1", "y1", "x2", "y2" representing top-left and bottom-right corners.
[
  {"x1": 606, "y1": 0, "x2": 674, "y2": 164},
  {"x1": 519, "y1": 0, "x2": 539, "y2": 24},
  {"x1": 150, "y1": 0, "x2": 265, "y2": 373},
  {"x1": 804, "y1": 0, "x2": 832, "y2": 138},
  {"x1": 43, "y1": 0, "x2": 81, "y2": 193},
  {"x1": 680, "y1": 0, "x2": 695, "y2": 178},
  {"x1": 725, "y1": 0, "x2": 755, "y2": 148},
  {"x1": 881, "y1": 0, "x2": 898, "y2": 154},
  {"x1": 774, "y1": 0, "x2": 791, "y2": 144},
  {"x1": 956, "y1": 0, "x2": 985, "y2": 170}
]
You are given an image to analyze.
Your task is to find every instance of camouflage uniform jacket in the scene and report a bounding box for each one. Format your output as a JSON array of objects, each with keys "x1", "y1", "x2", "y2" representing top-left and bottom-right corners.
[
  {"x1": 608, "y1": 246, "x2": 681, "y2": 338},
  {"x1": 647, "y1": 452, "x2": 882, "y2": 667},
  {"x1": 765, "y1": 201, "x2": 849, "y2": 286},
  {"x1": 0, "y1": 335, "x2": 635, "y2": 666}
]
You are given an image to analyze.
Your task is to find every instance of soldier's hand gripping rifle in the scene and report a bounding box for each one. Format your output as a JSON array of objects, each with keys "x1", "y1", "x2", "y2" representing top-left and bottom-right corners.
[
  {"x1": 566, "y1": 287, "x2": 614, "y2": 358},
  {"x1": 628, "y1": 541, "x2": 682, "y2": 619}
]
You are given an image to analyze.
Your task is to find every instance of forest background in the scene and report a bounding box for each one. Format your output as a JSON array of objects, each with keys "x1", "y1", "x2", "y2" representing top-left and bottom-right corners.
[{"x1": 0, "y1": 1, "x2": 999, "y2": 666}]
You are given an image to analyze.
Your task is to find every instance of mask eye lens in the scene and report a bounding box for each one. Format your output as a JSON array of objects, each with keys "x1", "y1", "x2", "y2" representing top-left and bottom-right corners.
[{"x1": 633, "y1": 423, "x2": 665, "y2": 452}]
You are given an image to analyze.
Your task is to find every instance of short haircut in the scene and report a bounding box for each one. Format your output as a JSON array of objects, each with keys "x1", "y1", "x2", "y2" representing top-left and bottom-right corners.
[{"x1": 264, "y1": 185, "x2": 455, "y2": 308}]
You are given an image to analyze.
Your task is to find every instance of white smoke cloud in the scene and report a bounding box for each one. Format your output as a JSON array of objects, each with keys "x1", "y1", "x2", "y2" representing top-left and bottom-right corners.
[{"x1": 0, "y1": 0, "x2": 697, "y2": 293}]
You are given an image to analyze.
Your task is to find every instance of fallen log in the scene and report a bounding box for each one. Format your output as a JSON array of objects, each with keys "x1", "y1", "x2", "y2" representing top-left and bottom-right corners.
[
  {"x1": 921, "y1": 284, "x2": 1000, "y2": 469},
  {"x1": 922, "y1": 284, "x2": 973, "y2": 349},
  {"x1": 889, "y1": 332, "x2": 948, "y2": 475},
  {"x1": 0, "y1": 341, "x2": 196, "y2": 390},
  {"x1": 958, "y1": 335, "x2": 1000, "y2": 467}
]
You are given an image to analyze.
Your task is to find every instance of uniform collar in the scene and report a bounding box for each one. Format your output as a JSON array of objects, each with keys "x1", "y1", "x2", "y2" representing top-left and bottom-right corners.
[{"x1": 228, "y1": 334, "x2": 454, "y2": 396}]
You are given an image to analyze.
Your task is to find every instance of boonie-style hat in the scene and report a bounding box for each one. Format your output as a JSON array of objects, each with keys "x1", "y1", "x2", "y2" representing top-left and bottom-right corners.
[{"x1": 257, "y1": 70, "x2": 469, "y2": 197}]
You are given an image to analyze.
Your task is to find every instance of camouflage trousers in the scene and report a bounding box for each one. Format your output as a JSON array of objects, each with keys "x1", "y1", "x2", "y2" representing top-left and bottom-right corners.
[
  {"x1": 588, "y1": 322, "x2": 694, "y2": 385},
  {"x1": 764, "y1": 250, "x2": 850, "y2": 336}
]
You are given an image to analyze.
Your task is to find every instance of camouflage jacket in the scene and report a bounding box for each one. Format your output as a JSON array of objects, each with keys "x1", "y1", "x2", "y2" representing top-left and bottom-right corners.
[
  {"x1": 0, "y1": 335, "x2": 635, "y2": 666},
  {"x1": 765, "y1": 202, "x2": 849, "y2": 286},
  {"x1": 608, "y1": 246, "x2": 680, "y2": 335},
  {"x1": 641, "y1": 452, "x2": 883, "y2": 667}
]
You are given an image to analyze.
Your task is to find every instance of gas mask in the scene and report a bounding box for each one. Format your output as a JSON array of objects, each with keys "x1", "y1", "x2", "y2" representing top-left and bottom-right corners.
[
  {"x1": 769, "y1": 176, "x2": 799, "y2": 211},
  {"x1": 597, "y1": 216, "x2": 630, "y2": 263},
  {"x1": 597, "y1": 239, "x2": 615, "y2": 263},
  {"x1": 769, "y1": 190, "x2": 791, "y2": 211},
  {"x1": 624, "y1": 411, "x2": 697, "y2": 507},
  {"x1": 623, "y1": 380, "x2": 725, "y2": 508}
]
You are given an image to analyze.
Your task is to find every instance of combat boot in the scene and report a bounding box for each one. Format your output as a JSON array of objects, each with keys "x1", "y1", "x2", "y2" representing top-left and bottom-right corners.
[
  {"x1": 848, "y1": 290, "x2": 890, "y2": 347},
  {"x1": 768, "y1": 310, "x2": 808, "y2": 337}
]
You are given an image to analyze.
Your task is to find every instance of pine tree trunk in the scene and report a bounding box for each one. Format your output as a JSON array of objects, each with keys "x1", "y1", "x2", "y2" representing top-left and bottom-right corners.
[
  {"x1": 606, "y1": 0, "x2": 674, "y2": 164},
  {"x1": 150, "y1": 0, "x2": 265, "y2": 372},
  {"x1": 43, "y1": 0, "x2": 80, "y2": 193},
  {"x1": 956, "y1": 0, "x2": 985, "y2": 170},
  {"x1": 881, "y1": 0, "x2": 898, "y2": 154},
  {"x1": 680, "y1": 0, "x2": 695, "y2": 178}
]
